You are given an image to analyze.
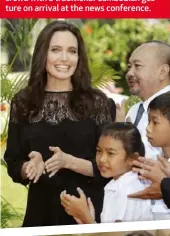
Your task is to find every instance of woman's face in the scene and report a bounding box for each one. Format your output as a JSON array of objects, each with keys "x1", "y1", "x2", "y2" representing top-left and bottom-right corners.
[{"x1": 46, "y1": 31, "x2": 79, "y2": 82}]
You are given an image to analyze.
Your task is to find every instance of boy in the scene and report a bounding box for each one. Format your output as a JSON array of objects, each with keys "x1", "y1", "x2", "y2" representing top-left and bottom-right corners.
[{"x1": 132, "y1": 91, "x2": 170, "y2": 215}]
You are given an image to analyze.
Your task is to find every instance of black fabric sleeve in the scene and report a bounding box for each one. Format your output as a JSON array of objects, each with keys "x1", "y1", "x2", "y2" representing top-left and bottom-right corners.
[
  {"x1": 160, "y1": 177, "x2": 170, "y2": 209},
  {"x1": 108, "y1": 98, "x2": 116, "y2": 122},
  {"x1": 3, "y1": 99, "x2": 29, "y2": 185}
]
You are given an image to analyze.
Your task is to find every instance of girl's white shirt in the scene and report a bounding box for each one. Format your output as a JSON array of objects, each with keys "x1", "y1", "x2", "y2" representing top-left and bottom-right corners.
[
  {"x1": 101, "y1": 171, "x2": 153, "y2": 223},
  {"x1": 152, "y1": 199, "x2": 170, "y2": 213}
]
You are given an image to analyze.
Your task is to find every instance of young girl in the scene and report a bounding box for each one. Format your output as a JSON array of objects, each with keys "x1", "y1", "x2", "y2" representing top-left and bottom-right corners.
[{"x1": 60, "y1": 122, "x2": 153, "y2": 223}]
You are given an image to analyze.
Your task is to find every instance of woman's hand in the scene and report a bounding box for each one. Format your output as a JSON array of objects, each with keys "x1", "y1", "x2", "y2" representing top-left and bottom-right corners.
[
  {"x1": 45, "y1": 146, "x2": 94, "y2": 178},
  {"x1": 60, "y1": 187, "x2": 95, "y2": 224},
  {"x1": 45, "y1": 146, "x2": 68, "y2": 178},
  {"x1": 22, "y1": 151, "x2": 45, "y2": 183}
]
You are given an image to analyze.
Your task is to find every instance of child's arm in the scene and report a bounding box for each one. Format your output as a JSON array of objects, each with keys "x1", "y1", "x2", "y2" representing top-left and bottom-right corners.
[{"x1": 60, "y1": 187, "x2": 95, "y2": 224}]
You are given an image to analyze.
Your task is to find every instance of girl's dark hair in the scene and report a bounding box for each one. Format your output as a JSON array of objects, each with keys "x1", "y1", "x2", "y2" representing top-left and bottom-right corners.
[
  {"x1": 148, "y1": 91, "x2": 170, "y2": 122},
  {"x1": 14, "y1": 20, "x2": 109, "y2": 120},
  {"x1": 101, "y1": 122, "x2": 145, "y2": 158}
]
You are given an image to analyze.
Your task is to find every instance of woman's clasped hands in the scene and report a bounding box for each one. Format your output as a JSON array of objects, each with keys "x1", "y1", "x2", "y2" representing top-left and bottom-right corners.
[{"x1": 23, "y1": 146, "x2": 68, "y2": 183}]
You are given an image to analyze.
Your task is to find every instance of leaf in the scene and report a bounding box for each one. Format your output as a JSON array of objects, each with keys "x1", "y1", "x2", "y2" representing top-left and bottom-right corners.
[
  {"x1": 90, "y1": 62, "x2": 120, "y2": 88},
  {"x1": 125, "y1": 95, "x2": 141, "y2": 112},
  {"x1": 1, "y1": 70, "x2": 28, "y2": 103},
  {"x1": 1, "y1": 159, "x2": 7, "y2": 168},
  {"x1": 0, "y1": 70, "x2": 28, "y2": 142},
  {"x1": 0, "y1": 196, "x2": 23, "y2": 228}
]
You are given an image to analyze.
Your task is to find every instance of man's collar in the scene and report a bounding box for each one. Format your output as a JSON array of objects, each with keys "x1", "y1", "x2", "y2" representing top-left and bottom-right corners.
[{"x1": 142, "y1": 85, "x2": 170, "y2": 111}]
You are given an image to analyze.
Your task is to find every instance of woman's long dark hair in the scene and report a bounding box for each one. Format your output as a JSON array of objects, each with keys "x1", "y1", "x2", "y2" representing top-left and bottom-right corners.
[{"x1": 14, "y1": 20, "x2": 109, "y2": 120}]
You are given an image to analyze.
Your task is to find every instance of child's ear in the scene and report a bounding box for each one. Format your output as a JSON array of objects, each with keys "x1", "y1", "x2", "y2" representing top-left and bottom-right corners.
[
  {"x1": 131, "y1": 152, "x2": 140, "y2": 160},
  {"x1": 128, "y1": 152, "x2": 139, "y2": 166}
]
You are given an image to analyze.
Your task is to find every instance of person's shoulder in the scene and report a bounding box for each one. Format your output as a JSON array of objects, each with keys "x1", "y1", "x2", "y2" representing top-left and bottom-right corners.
[
  {"x1": 92, "y1": 88, "x2": 110, "y2": 106},
  {"x1": 128, "y1": 102, "x2": 141, "y2": 112},
  {"x1": 127, "y1": 176, "x2": 147, "y2": 195},
  {"x1": 92, "y1": 88, "x2": 107, "y2": 99},
  {"x1": 11, "y1": 89, "x2": 26, "y2": 106},
  {"x1": 92, "y1": 89, "x2": 116, "y2": 107},
  {"x1": 108, "y1": 97, "x2": 116, "y2": 108},
  {"x1": 126, "y1": 101, "x2": 141, "y2": 118},
  {"x1": 117, "y1": 172, "x2": 145, "y2": 194}
]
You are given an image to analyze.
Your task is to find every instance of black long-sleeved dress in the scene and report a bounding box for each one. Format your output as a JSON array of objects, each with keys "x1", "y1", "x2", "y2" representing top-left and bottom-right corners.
[
  {"x1": 4, "y1": 91, "x2": 114, "y2": 227},
  {"x1": 161, "y1": 177, "x2": 170, "y2": 209}
]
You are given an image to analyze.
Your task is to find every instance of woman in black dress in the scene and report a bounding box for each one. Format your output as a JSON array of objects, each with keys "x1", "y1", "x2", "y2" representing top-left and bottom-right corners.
[{"x1": 4, "y1": 20, "x2": 115, "y2": 227}]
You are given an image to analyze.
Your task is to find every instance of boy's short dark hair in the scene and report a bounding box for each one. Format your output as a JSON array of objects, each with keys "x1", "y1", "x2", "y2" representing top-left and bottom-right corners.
[
  {"x1": 148, "y1": 91, "x2": 170, "y2": 122},
  {"x1": 101, "y1": 122, "x2": 145, "y2": 158}
]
